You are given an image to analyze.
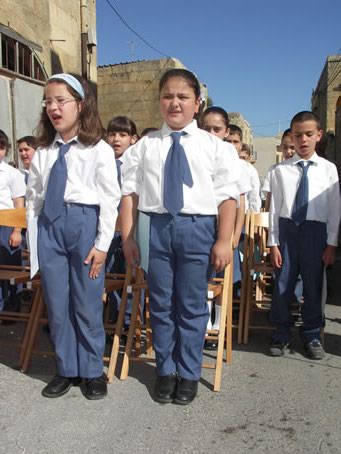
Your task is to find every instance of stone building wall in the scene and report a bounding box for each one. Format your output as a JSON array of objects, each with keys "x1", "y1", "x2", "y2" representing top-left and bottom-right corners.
[
  {"x1": 311, "y1": 55, "x2": 341, "y2": 162},
  {"x1": 98, "y1": 58, "x2": 208, "y2": 134},
  {"x1": 228, "y1": 112, "x2": 252, "y2": 146},
  {"x1": 0, "y1": 0, "x2": 97, "y2": 80}
]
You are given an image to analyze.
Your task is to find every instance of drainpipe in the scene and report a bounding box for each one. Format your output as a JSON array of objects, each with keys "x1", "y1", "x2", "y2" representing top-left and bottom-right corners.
[{"x1": 80, "y1": 0, "x2": 88, "y2": 79}]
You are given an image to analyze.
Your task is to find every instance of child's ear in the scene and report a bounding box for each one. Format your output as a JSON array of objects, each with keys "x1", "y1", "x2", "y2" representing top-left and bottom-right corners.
[
  {"x1": 317, "y1": 129, "x2": 323, "y2": 142},
  {"x1": 131, "y1": 134, "x2": 138, "y2": 145},
  {"x1": 225, "y1": 128, "x2": 230, "y2": 140}
]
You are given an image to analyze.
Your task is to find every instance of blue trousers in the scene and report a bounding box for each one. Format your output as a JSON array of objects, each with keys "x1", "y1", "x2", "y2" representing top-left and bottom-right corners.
[
  {"x1": 270, "y1": 218, "x2": 327, "y2": 343},
  {"x1": 147, "y1": 213, "x2": 215, "y2": 381},
  {"x1": 38, "y1": 204, "x2": 105, "y2": 378},
  {"x1": 0, "y1": 226, "x2": 22, "y2": 312}
]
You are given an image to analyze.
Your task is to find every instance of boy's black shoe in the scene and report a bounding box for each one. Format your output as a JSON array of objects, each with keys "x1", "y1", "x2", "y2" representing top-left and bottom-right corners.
[
  {"x1": 268, "y1": 340, "x2": 290, "y2": 357},
  {"x1": 204, "y1": 339, "x2": 218, "y2": 350},
  {"x1": 84, "y1": 376, "x2": 108, "y2": 400},
  {"x1": 304, "y1": 340, "x2": 325, "y2": 360},
  {"x1": 173, "y1": 378, "x2": 198, "y2": 405},
  {"x1": 154, "y1": 373, "x2": 177, "y2": 403},
  {"x1": 42, "y1": 375, "x2": 80, "y2": 398}
]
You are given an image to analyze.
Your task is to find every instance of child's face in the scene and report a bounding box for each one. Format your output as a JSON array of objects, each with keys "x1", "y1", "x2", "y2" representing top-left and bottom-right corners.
[
  {"x1": 44, "y1": 82, "x2": 83, "y2": 141},
  {"x1": 226, "y1": 133, "x2": 242, "y2": 152},
  {"x1": 107, "y1": 131, "x2": 137, "y2": 159},
  {"x1": 159, "y1": 77, "x2": 200, "y2": 130},
  {"x1": 0, "y1": 145, "x2": 6, "y2": 161},
  {"x1": 18, "y1": 142, "x2": 36, "y2": 169},
  {"x1": 202, "y1": 113, "x2": 229, "y2": 140},
  {"x1": 280, "y1": 134, "x2": 295, "y2": 160},
  {"x1": 291, "y1": 120, "x2": 323, "y2": 160}
]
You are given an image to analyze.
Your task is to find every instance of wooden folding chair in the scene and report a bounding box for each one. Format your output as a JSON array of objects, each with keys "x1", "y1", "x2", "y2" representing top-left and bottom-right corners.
[
  {"x1": 233, "y1": 210, "x2": 251, "y2": 344},
  {"x1": 0, "y1": 208, "x2": 42, "y2": 366},
  {"x1": 117, "y1": 254, "x2": 234, "y2": 392},
  {"x1": 203, "y1": 257, "x2": 233, "y2": 391},
  {"x1": 118, "y1": 266, "x2": 154, "y2": 381},
  {"x1": 242, "y1": 212, "x2": 275, "y2": 344}
]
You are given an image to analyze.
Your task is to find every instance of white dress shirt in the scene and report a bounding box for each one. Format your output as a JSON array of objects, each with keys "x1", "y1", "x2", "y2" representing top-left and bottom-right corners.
[
  {"x1": 121, "y1": 120, "x2": 241, "y2": 215},
  {"x1": 244, "y1": 161, "x2": 261, "y2": 212},
  {"x1": 238, "y1": 159, "x2": 252, "y2": 198},
  {"x1": 269, "y1": 152, "x2": 341, "y2": 246},
  {"x1": 26, "y1": 134, "x2": 121, "y2": 252},
  {"x1": 262, "y1": 164, "x2": 277, "y2": 195},
  {"x1": 0, "y1": 161, "x2": 26, "y2": 209}
]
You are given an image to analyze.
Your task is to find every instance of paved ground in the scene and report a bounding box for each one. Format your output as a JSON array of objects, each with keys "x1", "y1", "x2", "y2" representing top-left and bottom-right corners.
[{"x1": 1, "y1": 263, "x2": 341, "y2": 454}]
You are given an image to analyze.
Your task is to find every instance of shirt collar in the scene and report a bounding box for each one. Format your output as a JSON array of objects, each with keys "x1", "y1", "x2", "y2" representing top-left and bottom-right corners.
[
  {"x1": 161, "y1": 119, "x2": 198, "y2": 138},
  {"x1": 292, "y1": 151, "x2": 319, "y2": 165},
  {"x1": 52, "y1": 132, "x2": 79, "y2": 148}
]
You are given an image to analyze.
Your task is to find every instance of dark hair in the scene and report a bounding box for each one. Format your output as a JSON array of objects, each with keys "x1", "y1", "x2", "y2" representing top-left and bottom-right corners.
[
  {"x1": 241, "y1": 143, "x2": 251, "y2": 156},
  {"x1": 290, "y1": 111, "x2": 322, "y2": 130},
  {"x1": 17, "y1": 135, "x2": 38, "y2": 150},
  {"x1": 106, "y1": 116, "x2": 138, "y2": 137},
  {"x1": 229, "y1": 124, "x2": 243, "y2": 140},
  {"x1": 140, "y1": 127, "x2": 158, "y2": 137},
  {"x1": 36, "y1": 73, "x2": 104, "y2": 147},
  {"x1": 202, "y1": 106, "x2": 229, "y2": 128},
  {"x1": 281, "y1": 128, "x2": 292, "y2": 141},
  {"x1": 159, "y1": 68, "x2": 201, "y2": 99},
  {"x1": 0, "y1": 129, "x2": 10, "y2": 154}
]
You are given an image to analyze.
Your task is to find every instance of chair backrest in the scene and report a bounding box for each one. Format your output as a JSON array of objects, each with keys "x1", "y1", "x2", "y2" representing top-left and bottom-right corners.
[{"x1": 0, "y1": 208, "x2": 27, "y2": 228}]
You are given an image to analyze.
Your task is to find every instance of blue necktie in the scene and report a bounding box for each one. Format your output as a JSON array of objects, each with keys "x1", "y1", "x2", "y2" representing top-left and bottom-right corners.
[
  {"x1": 116, "y1": 159, "x2": 122, "y2": 188},
  {"x1": 291, "y1": 161, "x2": 312, "y2": 225},
  {"x1": 163, "y1": 132, "x2": 193, "y2": 217},
  {"x1": 43, "y1": 141, "x2": 75, "y2": 223}
]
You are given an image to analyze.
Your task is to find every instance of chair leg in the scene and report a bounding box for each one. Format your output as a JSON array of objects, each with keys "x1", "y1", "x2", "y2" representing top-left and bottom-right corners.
[
  {"x1": 19, "y1": 286, "x2": 41, "y2": 368},
  {"x1": 120, "y1": 268, "x2": 144, "y2": 380},
  {"x1": 145, "y1": 292, "x2": 153, "y2": 356},
  {"x1": 225, "y1": 264, "x2": 233, "y2": 364},
  {"x1": 21, "y1": 289, "x2": 45, "y2": 373},
  {"x1": 243, "y1": 271, "x2": 253, "y2": 345},
  {"x1": 106, "y1": 267, "x2": 132, "y2": 383}
]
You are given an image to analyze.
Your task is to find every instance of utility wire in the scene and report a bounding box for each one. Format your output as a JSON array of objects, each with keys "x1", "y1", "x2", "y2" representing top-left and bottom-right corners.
[{"x1": 103, "y1": 0, "x2": 170, "y2": 59}]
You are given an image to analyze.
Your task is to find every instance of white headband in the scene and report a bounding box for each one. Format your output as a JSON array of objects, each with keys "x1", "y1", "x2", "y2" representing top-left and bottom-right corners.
[{"x1": 48, "y1": 73, "x2": 85, "y2": 100}]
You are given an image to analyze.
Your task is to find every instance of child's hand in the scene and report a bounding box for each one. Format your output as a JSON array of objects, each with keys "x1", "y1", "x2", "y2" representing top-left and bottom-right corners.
[
  {"x1": 322, "y1": 245, "x2": 336, "y2": 267},
  {"x1": 270, "y1": 246, "x2": 282, "y2": 268},
  {"x1": 9, "y1": 230, "x2": 22, "y2": 248},
  {"x1": 84, "y1": 247, "x2": 107, "y2": 280},
  {"x1": 211, "y1": 239, "x2": 231, "y2": 273},
  {"x1": 122, "y1": 238, "x2": 140, "y2": 268}
]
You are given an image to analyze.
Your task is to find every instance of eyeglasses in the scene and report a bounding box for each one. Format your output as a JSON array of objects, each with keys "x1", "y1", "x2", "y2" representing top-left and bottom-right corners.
[{"x1": 41, "y1": 98, "x2": 77, "y2": 108}]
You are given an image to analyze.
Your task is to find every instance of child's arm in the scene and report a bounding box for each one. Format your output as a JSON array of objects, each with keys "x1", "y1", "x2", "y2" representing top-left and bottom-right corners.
[
  {"x1": 233, "y1": 194, "x2": 245, "y2": 249},
  {"x1": 322, "y1": 245, "x2": 336, "y2": 267},
  {"x1": 9, "y1": 196, "x2": 24, "y2": 248},
  {"x1": 211, "y1": 198, "x2": 236, "y2": 272},
  {"x1": 121, "y1": 193, "x2": 140, "y2": 267},
  {"x1": 324, "y1": 164, "x2": 341, "y2": 267}
]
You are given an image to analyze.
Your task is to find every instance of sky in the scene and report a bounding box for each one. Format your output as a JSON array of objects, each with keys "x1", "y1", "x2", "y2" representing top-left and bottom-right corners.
[{"x1": 96, "y1": 0, "x2": 341, "y2": 136}]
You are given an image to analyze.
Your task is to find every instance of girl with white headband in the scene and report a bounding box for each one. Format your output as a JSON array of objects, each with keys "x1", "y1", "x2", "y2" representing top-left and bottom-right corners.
[{"x1": 26, "y1": 73, "x2": 121, "y2": 400}]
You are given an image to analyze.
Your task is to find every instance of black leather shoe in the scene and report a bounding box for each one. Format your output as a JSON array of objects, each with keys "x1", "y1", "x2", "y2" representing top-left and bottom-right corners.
[
  {"x1": 154, "y1": 373, "x2": 177, "y2": 403},
  {"x1": 173, "y1": 377, "x2": 198, "y2": 405},
  {"x1": 84, "y1": 376, "x2": 108, "y2": 400},
  {"x1": 204, "y1": 339, "x2": 218, "y2": 350},
  {"x1": 42, "y1": 375, "x2": 80, "y2": 398}
]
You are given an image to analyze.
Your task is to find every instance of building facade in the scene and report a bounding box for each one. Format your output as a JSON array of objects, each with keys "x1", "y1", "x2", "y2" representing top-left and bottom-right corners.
[
  {"x1": 311, "y1": 55, "x2": 341, "y2": 164},
  {"x1": 0, "y1": 0, "x2": 97, "y2": 161},
  {"x1": 97, "y1": 58, "x2": 208, "y2": 134}
]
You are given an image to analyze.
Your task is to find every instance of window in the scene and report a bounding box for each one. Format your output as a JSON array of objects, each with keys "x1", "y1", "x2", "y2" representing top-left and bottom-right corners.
[{"x1": 0, "y1": 30, "x2": 46, "y2": 82}]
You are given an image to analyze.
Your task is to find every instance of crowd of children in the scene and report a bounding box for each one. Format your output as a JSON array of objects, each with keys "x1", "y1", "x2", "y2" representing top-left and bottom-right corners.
[{"x1": 1, "y1": 69, "x2": 340, "y2": 405}]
